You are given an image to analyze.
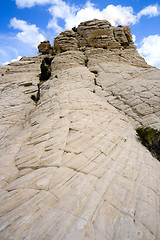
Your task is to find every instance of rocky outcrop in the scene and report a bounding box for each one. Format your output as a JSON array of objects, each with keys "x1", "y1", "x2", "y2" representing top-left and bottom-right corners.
[
  {"x1": 0, "y1": 19, "x2": 160, "y2": 240},
  {"x1": 113, "y1": 26, "x2": 134, "y2": 47},
  {"x1": 54, "y1": 19, "x2": 135, "y2": 52},
  {"x1": 38, "y1": 40, "x2": 53, "y2": 54},
  {"x1": 54, "y1": 30, "x2": 79, "y2": 52}
]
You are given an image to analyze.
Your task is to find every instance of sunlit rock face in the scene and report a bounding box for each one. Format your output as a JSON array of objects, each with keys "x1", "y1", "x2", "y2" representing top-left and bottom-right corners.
[
  {"x1": 0, "y1": 19, "x2": 160, "y2": 240},
  {"x1": 54, "y1": 19, "x2": 135, "y2": 51},
  {"x1": 38, "y1": 40, "x2": 53, "y2": 54}
]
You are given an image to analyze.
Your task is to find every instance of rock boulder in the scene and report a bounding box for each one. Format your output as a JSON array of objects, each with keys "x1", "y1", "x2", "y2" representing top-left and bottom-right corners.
[{"x1": 38, "y1": 40, "x2": 52, "y2": 54}]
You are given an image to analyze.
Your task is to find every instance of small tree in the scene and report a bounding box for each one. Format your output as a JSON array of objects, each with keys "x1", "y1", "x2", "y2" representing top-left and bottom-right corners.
[
  {"x1": 72, "y1": 26, "x2": 77, "y2": 32},
  {"x1": 31, "y1": 84, "x2": 40, "y2": 103},
  {"x1": 136, "y1": 127, "x2": 160, "y2": 161},
  {"x1": 39, "y1": 59, "x2": 51, "y2": 81},
  {"x1": 84, "y1": 58, "x2": 88, "y2": 67},
  {"x1": 44, "y1": 56, "x2": 54, "y2": 66}
]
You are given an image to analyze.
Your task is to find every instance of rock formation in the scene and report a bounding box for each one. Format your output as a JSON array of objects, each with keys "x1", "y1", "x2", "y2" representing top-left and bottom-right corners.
[
  {"x1": 54, "y1": 19, "x2": 135, "y2": 51},
  {"x1": 38, "y1": 40, "x2": 53, "y2": 54},
  {"x1": 0, "y1": 19, "x2": 160, "y2": 240}
]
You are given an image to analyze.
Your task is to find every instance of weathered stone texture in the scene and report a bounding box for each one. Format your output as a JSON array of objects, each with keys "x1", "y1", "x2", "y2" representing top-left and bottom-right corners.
[
  {"x1": 76, "y1": 19, "x2": 119, "y2": 49},
  {"x1": 54, "y1": 30, "x2": 79, "y2": 52},
  {"x1": 113, "y1": 26, "x2": 130, "y2": 47},
  {"x1": 54, "y1": 19, "x2": 136, "y2": 52},
  {"x1": 0, "y1": 19, "x2": 160, "y2": 240},
  {"x1": 38, "y1": 40, "x2": 52, "y2": 54},
  {"x1": 86, "y1": 52, "x2": 160, "y2": 128}
]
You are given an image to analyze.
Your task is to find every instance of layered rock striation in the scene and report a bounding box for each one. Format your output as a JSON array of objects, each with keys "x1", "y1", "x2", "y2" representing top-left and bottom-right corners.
[
  {"x1": 0, "y1": 19, "x2": 160, "y2": 240},
  {"x1": 54, "y1": 19, "x2": 135, "y2": 51}
]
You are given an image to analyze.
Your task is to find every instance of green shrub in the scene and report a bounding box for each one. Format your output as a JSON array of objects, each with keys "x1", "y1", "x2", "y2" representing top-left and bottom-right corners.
[
  {"x1": 136, "y1": 127, "x2": 160, "y2": 161},
  {"x1": 31, "y1": 84, "x2": 40, "y2": 103},
  {"x1": 84, "y1": 58, "x2": 88, "y2": 67},
  {"x1": 44, "y1": 57, "x2": 54, "y2": 66},
  {"x1": 39, "y1": 59, "x2": 51, "y2": 81},
  {"x1": 72, "y1": 26, "x2": 77, "y2": 32},
  {"x1": 51, "y1": 50, "x2": 56, "y2": 56}
]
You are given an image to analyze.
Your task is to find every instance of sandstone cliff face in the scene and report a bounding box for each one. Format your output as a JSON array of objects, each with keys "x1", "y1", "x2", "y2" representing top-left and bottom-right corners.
[
  {"x1": 0, "y1": 19, "x2": 160, "y2": 240},
  {"x1": 54, "y1": 19, "x2": 135, "y2": 52}
]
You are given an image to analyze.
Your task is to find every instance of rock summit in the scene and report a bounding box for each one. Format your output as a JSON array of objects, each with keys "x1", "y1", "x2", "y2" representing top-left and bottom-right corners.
[{"x1": 0, "y1": 19, "x2": 160, "y2": 240}]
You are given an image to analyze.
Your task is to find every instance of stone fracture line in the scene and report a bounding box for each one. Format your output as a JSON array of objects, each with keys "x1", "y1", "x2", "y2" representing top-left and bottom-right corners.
[
  {"x1": 0, "y1": 50, "x2": 160, "y2": 240},
  {"x1": 88, "y1": 61, "x2": 160, "y2": 129}
]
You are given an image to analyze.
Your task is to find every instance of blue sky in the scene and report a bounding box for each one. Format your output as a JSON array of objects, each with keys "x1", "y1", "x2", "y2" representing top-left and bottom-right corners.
[{"x1": 1, "y1": 0, "x2": 160, "y2": 68}]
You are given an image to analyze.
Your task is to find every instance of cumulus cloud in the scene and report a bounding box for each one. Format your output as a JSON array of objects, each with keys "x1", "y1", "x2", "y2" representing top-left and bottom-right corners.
[
  {"x1": 3, "y1": 56, "x2": 22, "y2": 66},
  {"x1": 46, "y1": 2, "x2": 160, "y2": 33},
  {"x1": 63, "y1": 1, "x2": 102, "y2": 29},
  {"x1": 9, "y1": 1, "x2": 160, "y2": 69},
  {"x1": 0, "y1": 34, "x2": 40, "y2": 66},
  {"x1": 10, "y1": 17, "x2": 45, "y2": 47},
  {"x1": 138, "y1": 35, "x2": 160, "y2": 69},
  {"x1": 15, "y1": 0, "x2": 54, "y2": 8},
  {"x1": 132, "y1": 34, "x2": 136, "y2": 43},
  {"x1": 14, "y1": 0, "x2": 160, "y2": 33},
  {"x1": 101, "y1": 5, "x2": 137, "y2": 26},
  {"x1": 137, "y1": 4, "x2": 160, "y2": 18},
  {"x1": 47, "y1": 0, "x2": 77, "y2": 33},
  {"x1": 48, "y1": 2, "x2": 137, "y2": 32},
  {"x1": 0, "y1": 18, "x2": 46, "y2": 65}
]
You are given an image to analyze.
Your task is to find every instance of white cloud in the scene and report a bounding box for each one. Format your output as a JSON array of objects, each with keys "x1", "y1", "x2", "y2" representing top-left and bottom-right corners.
[
  {"x1": 63, "y1": 2, "x2": 102, "y2": 29},
  {"x1": 7, "y1": 1, "x2": 160, "y2": 69},
  {"x1": 15, "y1": 0, "x2": 67, "y2": 8},
  {"x1": 101, "y1": 5, "x2": 137, "y2": 26},
  {"x1": 10, "y1": 17, "x2": 45, "y2": 47},
  {"x1": 14, "y1": 1, "x2": 160, "y2": 33},
  {"x1": 47, "y1": 2, "x2": 160, "y2": 33},
  {"x1": 15, "y1": 0, "x2": 54, "y2": 8},
  {"x1": 132, "y1": 34, "x2": 136, "y2": 43},
  {"x1": 13, "y1": 0, "x2": 160, "y2": 39},
  {"x1": 47, "y1": 0, "x2": 76, "y2": 33},
  {"x1": 0, "y1": 32, "x2": 43, "y2": 66},
  {"x1": 47, "y1": 2, "x2": 138, "y2": 33},
  {"x1": 3, "y1": 56, "x2": 22, "y2": 66},
  {"x1": 137, "y1": 4, "x2": 160, "y2": 18},
  {"x1": 138, "y1": 35, "x2": 160, "y2": 68}
]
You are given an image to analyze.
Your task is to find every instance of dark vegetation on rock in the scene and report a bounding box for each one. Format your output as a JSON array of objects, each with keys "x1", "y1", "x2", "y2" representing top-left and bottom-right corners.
[
  {"x1": 31, "y1": 57, "x2": 53, "y2": 103},
  {"x1": 84, "y1": 58, "x2": 89, "y2": 67},
  {"x1": 72, "y1": 26, "x2": 77, "y2": 32},
  {"x1": 31, "y1": 83, "x2": 40, "y2": 103},
  {"x1": 136, "y1": 127, "x2": 160, "y2": 161},
  {"x1": 39, "y1": 59, "x2": 51, "y2": 81},
  {"x1": 44, "y1": 56, "x2": 54, "y2": 66}
]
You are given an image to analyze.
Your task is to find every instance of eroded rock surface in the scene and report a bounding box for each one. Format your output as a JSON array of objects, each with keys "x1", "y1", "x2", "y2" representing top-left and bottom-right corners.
[
  {"x1": 0, "y1": 19, "x2": 160, "y2": 240},
  {"x1": 54, "y1": 19, "x2": 135, "y2": 52},
  {"x1": 85, "y1": 48, "x2": 160, "y2": 129},
  {"x1": 38, "y1": 40, "x2": 53, "y2": 54},
  {"x1": 54, "y1": 30, "x2": 79, "y2": 52}
]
